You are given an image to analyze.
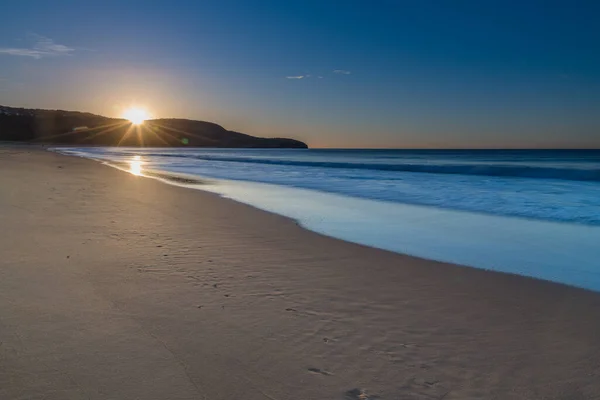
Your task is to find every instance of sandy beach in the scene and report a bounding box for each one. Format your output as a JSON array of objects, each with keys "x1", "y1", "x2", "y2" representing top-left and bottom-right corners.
[{"x1": 1, "y1": 146, "x2": 600, "y2": 400}]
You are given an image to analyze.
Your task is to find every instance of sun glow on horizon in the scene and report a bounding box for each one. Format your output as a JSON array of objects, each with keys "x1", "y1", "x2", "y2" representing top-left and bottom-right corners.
[{"x1": 122, "y1": 107, "x2": 151, "y2": 125}]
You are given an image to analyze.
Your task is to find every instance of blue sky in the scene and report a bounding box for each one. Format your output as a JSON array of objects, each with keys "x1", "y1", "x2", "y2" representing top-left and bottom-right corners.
[{"x1": 0, "y1": 0, "x2": 599, "y2": 148}]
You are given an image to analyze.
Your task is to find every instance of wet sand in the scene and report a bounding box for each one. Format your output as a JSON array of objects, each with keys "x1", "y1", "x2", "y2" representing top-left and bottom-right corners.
[{"x1": 1, "y1": 146, "x2": 599, "y2": 399}]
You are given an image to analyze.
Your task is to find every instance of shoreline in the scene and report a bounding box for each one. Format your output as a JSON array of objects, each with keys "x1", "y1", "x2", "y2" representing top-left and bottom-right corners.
[
  {"x1": 2, "y1": 145, "x2": 600, "y2": 399},
  {"x1": 69, "y1": 148, "x2": 600, "y2": 293}
]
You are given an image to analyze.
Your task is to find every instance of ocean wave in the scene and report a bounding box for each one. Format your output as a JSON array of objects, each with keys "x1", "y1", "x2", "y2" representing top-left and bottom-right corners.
[
  {"x1": 125, "y1": 152, "x2": 600, "y2": 182},
  {"x1": 52, "y1": 147, "x2": 600, "y2": 226}
]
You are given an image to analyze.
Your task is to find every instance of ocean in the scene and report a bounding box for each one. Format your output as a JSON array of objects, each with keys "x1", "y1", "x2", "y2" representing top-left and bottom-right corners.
[{"x1": 54, "y1": 147, "x2": 600, "y2": 291}]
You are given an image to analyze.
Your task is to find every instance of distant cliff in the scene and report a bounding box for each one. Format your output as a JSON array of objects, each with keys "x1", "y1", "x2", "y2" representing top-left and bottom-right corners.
[{"x1": 0, "y1": 105, "x2": 308, "y2": 148}]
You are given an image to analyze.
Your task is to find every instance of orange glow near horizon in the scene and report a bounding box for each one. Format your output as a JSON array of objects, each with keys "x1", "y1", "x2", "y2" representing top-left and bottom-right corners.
[{"x1": 122, "y1": 107, "x2": 151, "y2": 125}]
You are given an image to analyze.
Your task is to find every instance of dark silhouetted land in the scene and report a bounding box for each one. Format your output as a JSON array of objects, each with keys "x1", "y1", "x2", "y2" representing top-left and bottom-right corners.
[{"x1": 0, "y1": 105, "x2": 307, "y2": 148}]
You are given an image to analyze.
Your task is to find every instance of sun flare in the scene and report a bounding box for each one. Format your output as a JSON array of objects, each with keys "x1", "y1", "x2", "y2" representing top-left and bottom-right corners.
[{"x1": 122, "y1": 108, "x2": 150, "y2": 125}]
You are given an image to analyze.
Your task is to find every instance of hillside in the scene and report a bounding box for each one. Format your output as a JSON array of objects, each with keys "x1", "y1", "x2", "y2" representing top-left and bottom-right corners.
[{"x1": 0, "y1": 105, "x2": 308, "y2": 148}]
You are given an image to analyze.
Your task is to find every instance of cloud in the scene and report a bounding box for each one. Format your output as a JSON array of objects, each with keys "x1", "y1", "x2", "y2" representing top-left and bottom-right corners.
[
  {"x1": 333, "y1": 69, "x2": 351, "y2": 75},
  {"x1": 286, "y1": 76, "x2": 306, "y2": 79},
  {"x1": 0, "y1": 34, "x2": 75, "y2": 59}
]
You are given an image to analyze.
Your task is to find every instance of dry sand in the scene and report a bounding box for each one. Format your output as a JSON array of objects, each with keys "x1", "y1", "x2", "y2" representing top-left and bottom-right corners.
[{"x1": 1, "y1": 146, "x2": 599, "y2": 400}]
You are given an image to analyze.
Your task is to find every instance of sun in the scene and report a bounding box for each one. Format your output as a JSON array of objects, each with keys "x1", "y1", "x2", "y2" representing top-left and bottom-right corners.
[{"x1": 122, "y1": 107, "x2": 150, "y2": 125}]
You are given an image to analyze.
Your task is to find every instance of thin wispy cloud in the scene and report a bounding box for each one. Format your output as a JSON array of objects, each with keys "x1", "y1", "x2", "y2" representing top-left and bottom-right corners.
[
  {"x1": 0, "y1": 34, "x2": 75, "y2": 59},
  {"x1": 286, "y1": 75, "x2": 306, "y2": 79},
  {"x1": 333, "y1": 69, "x2": 351, "y2": 75}
]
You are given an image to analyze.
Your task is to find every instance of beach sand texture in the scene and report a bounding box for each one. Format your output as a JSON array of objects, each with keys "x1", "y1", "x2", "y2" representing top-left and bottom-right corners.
[{"x1": 1, "y1": 147, "x2": 599, "y2": 399}]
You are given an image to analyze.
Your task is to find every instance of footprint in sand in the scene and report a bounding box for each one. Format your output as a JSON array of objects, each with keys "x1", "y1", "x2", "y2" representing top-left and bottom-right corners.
[{"x1": 308, "y1": 367, "x2": 333, "y2": 376}]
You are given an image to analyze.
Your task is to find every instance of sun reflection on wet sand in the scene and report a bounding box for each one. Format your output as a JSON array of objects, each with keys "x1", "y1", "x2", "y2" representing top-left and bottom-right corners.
[{"x1": 129, "y1": 155, "x2": 143, "y2": 176}]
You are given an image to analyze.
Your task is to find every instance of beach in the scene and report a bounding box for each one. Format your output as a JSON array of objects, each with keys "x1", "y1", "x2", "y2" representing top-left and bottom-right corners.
[{"x1": 1, "y1": 146, "x2": 600, "y2": 399}]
